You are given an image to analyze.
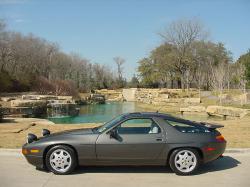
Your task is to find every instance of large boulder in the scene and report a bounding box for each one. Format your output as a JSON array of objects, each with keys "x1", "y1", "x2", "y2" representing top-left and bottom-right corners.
[{"x1": 206, "y1": 105, "x2": 248, "y2": 118}]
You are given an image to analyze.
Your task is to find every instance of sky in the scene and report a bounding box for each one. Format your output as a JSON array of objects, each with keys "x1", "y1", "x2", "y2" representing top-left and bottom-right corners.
[{"x1": 0, "y1": 0, "x2": 250, "y2": 79}]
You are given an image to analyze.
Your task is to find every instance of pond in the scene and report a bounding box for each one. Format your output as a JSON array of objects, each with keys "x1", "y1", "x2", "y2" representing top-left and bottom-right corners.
[{"x1": 48, "y1": 102, "x2": 222, "y2": 124}]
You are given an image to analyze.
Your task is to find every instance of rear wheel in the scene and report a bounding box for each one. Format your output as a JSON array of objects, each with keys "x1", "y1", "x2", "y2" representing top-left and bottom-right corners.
[
  {"x1": 46, "y1": 145, "x2": 77, "y2": 175},
  {"x1": 169, "y1": 148, "x2": 200, "y2": 175}
]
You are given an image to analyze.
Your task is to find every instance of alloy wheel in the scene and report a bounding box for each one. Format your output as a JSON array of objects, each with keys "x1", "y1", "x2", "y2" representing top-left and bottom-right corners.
[
  {"x1": 49, "y1": 149, "x2": 72, "y2": 173},
  {"x1": 174, "y1": 150, "x2": 197, "y2": 173}
]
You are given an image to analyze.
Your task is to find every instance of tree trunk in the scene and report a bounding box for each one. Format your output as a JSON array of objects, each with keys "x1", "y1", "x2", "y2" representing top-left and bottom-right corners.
[{"x1": 177, "y1": 79, "x2": 182, "y2": 89}]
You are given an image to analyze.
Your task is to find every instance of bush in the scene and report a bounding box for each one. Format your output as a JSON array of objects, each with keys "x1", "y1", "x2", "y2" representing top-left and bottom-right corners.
[
  {"x1": 33, "y1": 76, "x2": 78, "y2": 96},
  {"x1": 0, "y1": 71, "x2": 32, "y2": 92}
]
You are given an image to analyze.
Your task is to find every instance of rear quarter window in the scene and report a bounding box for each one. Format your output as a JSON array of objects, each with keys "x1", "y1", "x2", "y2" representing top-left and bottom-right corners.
[{"x1": 165, "y1": 119, "x2": 209, "y2": 133}]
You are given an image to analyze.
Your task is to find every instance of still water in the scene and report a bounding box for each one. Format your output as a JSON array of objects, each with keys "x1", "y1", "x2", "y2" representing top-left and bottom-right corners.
[{"x1": 48, "y1": 102, "x2": 221, "y2": 124}]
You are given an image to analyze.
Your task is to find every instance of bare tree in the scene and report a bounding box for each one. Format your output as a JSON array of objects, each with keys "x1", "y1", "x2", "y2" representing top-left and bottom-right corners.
[
  {"x1": 113, "y1": 56, "x2": 125, "y2": 88},
  {"x1": 210, "y1": 60, "x2": 227, "y2": 105},
  {"x1": 159, "y1": 18, "x2": 208, "y2": 89},
  {"x1": 236, "y1": 62, "x2": 247, "y2": 105},
  {"x1": 114, "y1": 57, "x2": 125, "y2": 80}
]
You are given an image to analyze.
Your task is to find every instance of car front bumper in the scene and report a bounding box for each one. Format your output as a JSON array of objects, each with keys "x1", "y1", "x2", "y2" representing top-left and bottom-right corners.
[{"x1": 24, "y1": 154, "x2": 44, "y2": 168}]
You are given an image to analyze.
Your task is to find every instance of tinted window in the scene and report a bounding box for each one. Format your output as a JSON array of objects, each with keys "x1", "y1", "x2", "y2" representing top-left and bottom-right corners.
[
  {"x1": 117, "y1": 118, "x2": 161, "y2": 134},
  {"x1": 165, "y1": 119, "x2": 209, "y2": 133}
]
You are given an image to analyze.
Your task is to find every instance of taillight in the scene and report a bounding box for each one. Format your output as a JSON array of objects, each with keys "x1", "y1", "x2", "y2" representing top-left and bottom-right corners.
[
  {"x1": 216, "y1": 135, "x2": 225, "y2": 142},
  {"x1": 204, "y1": 147, "x2": 216, "y2": 152}
]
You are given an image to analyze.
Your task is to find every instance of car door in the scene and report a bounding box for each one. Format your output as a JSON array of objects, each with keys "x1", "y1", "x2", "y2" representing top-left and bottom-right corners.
[{"x1": 95, "y1": 117, "x2": 166, "y2": 164}]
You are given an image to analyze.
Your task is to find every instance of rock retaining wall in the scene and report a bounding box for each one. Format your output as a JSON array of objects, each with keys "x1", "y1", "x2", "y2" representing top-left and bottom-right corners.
[
  {"x1": 95, "y1": 89, "x2": 123, "y2": 101},
  {"x1": 96, "y1": 88, "x2": 200, "y2": 105},
  {"x1": 135, "y1": 88, "x2": 200, "y2": 106}
]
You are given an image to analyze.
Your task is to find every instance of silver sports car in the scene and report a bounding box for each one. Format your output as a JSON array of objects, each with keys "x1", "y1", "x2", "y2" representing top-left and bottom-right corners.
[{"x1": 22, "y1": 112, "x2": 226, "y2": 175}]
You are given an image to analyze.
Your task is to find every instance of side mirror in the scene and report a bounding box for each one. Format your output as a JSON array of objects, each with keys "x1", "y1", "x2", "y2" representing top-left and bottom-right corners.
[{"x1": 109, "y1": 128, "x2": 118, "y2": 139}]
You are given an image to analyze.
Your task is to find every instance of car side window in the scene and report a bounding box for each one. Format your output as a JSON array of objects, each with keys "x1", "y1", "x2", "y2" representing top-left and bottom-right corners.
[{"x1": 117, "y1": 118, "x2": 161, "y2": 134}]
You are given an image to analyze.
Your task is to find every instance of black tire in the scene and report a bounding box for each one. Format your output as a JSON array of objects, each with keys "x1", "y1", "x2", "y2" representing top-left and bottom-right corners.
[
  {"x1": 46, "y1": 145, "x2": 77, "y2": 175},
  {"x1": 169, "y1": 148, "x2": 200, "y2": 175}
]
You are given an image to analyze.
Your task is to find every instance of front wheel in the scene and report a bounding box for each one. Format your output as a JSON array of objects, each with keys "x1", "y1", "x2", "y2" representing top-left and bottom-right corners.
[
  {"x1": 169, "y1": 148, "x2": 200, "y2": 175},
  {"x1": 46, "y1": 145, "x2": 77, "y2": 175}
]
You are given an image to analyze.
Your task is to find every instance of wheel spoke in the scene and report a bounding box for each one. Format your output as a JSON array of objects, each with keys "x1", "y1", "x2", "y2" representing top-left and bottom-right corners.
[
  {"x1": 175, "y1": 159, "x2": 182, "y2": 164},
  {"x1": 183, "y1": 152, "x2": 188, "y2": 158}
]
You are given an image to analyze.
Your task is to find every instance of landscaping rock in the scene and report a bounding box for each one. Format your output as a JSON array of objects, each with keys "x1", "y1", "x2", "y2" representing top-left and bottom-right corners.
[
  {"x1": 180, "y1": 106, "x2": 206, "y2": 113},
  {"x1": 10, "y1": 99, "x2": 47, "y2": 107},
  {"x1": 89, "y1": 94, "x2": 105, "y2": 104},
  {"x1": 0, "y1": 97, "x2": 16, "y2": 102},
  {"x1": 206, "y1": 105, "x2": 248, "y2": 118},
  {"x1": 183, "y1": 98, "x2": 201, "y2": 104},
  {"x1": 21, "y1": 95, "x2": 58, "y2": 100}
]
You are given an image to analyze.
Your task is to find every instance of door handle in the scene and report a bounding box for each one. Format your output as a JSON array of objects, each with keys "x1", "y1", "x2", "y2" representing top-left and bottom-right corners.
[{"x1": 156, "y1": 138, "x2": 163, "y2": 141}]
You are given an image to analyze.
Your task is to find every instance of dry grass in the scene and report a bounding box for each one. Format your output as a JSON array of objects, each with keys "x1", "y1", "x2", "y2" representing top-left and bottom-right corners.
[
  {"x1": 136, "y1": 102, "x2": 181, "y2": 113},
  {"x1": 0, "y1": 115, "x2": 250, "y2": 148},
  {"x1": 209, "y1": 116, "x2": 250, "y2": 148},
  {"x1": 0, "y1": 118, "x2": 98, "y2": 148}
]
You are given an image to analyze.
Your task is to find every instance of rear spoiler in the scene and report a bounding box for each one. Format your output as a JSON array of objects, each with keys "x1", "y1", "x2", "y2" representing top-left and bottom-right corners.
[{"x1": 200, "y1": 122, "x2": 224, "y2": 130}]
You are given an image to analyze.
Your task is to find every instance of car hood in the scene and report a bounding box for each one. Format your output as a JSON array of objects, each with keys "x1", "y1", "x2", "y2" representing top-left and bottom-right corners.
[
  {"x1": 54, "y1": 128, "x2": 93, "y2": 135},
  {"x1": 40, "y1": 128, "x2": 94, "y2": 140}
]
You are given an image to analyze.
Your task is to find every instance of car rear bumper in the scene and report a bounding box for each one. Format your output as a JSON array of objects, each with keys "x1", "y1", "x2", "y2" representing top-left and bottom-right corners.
[{"x1": 202, "y1": 142, "x2": 226, "y2": 163}]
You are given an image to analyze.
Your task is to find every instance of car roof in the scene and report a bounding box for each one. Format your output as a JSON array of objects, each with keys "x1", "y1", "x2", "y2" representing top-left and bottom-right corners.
[
  {"x1": 123, "y1": 112, "x2": 174, "y2": 119},
  {"x1": 123, "y1": 112, "x2": 200, "y2": 125}
]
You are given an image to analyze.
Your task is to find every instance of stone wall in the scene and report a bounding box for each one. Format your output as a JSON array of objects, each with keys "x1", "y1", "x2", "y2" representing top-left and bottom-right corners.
[
  {"x1": 135, "y1": 88, "x2": 200, "y2": 106},
  {"x1": 10, "y1": 99, "x2": 47, "y2": 107},
  {"x1": 122, "y1": 88, "x2": 137, "y2": 101},
  {"x1": 95, "y1": 88, "x2": 201, "y2": 104},
  {"x1": 1, "y1": 94, "x2": 76, "y2": 118},
  {"x1": 95, "y1": 89, "x2": 123, "y2": 101}
]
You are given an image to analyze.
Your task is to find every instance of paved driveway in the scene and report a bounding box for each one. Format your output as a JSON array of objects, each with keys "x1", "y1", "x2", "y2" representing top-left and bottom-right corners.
[{"x1": 0, "y1": 149, "x2": 249, "y2": 187}]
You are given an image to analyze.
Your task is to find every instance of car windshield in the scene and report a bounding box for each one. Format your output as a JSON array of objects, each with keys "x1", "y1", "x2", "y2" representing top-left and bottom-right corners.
[{"x1": 95, "y1": 114, "x2": 126, "y2": 133}]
